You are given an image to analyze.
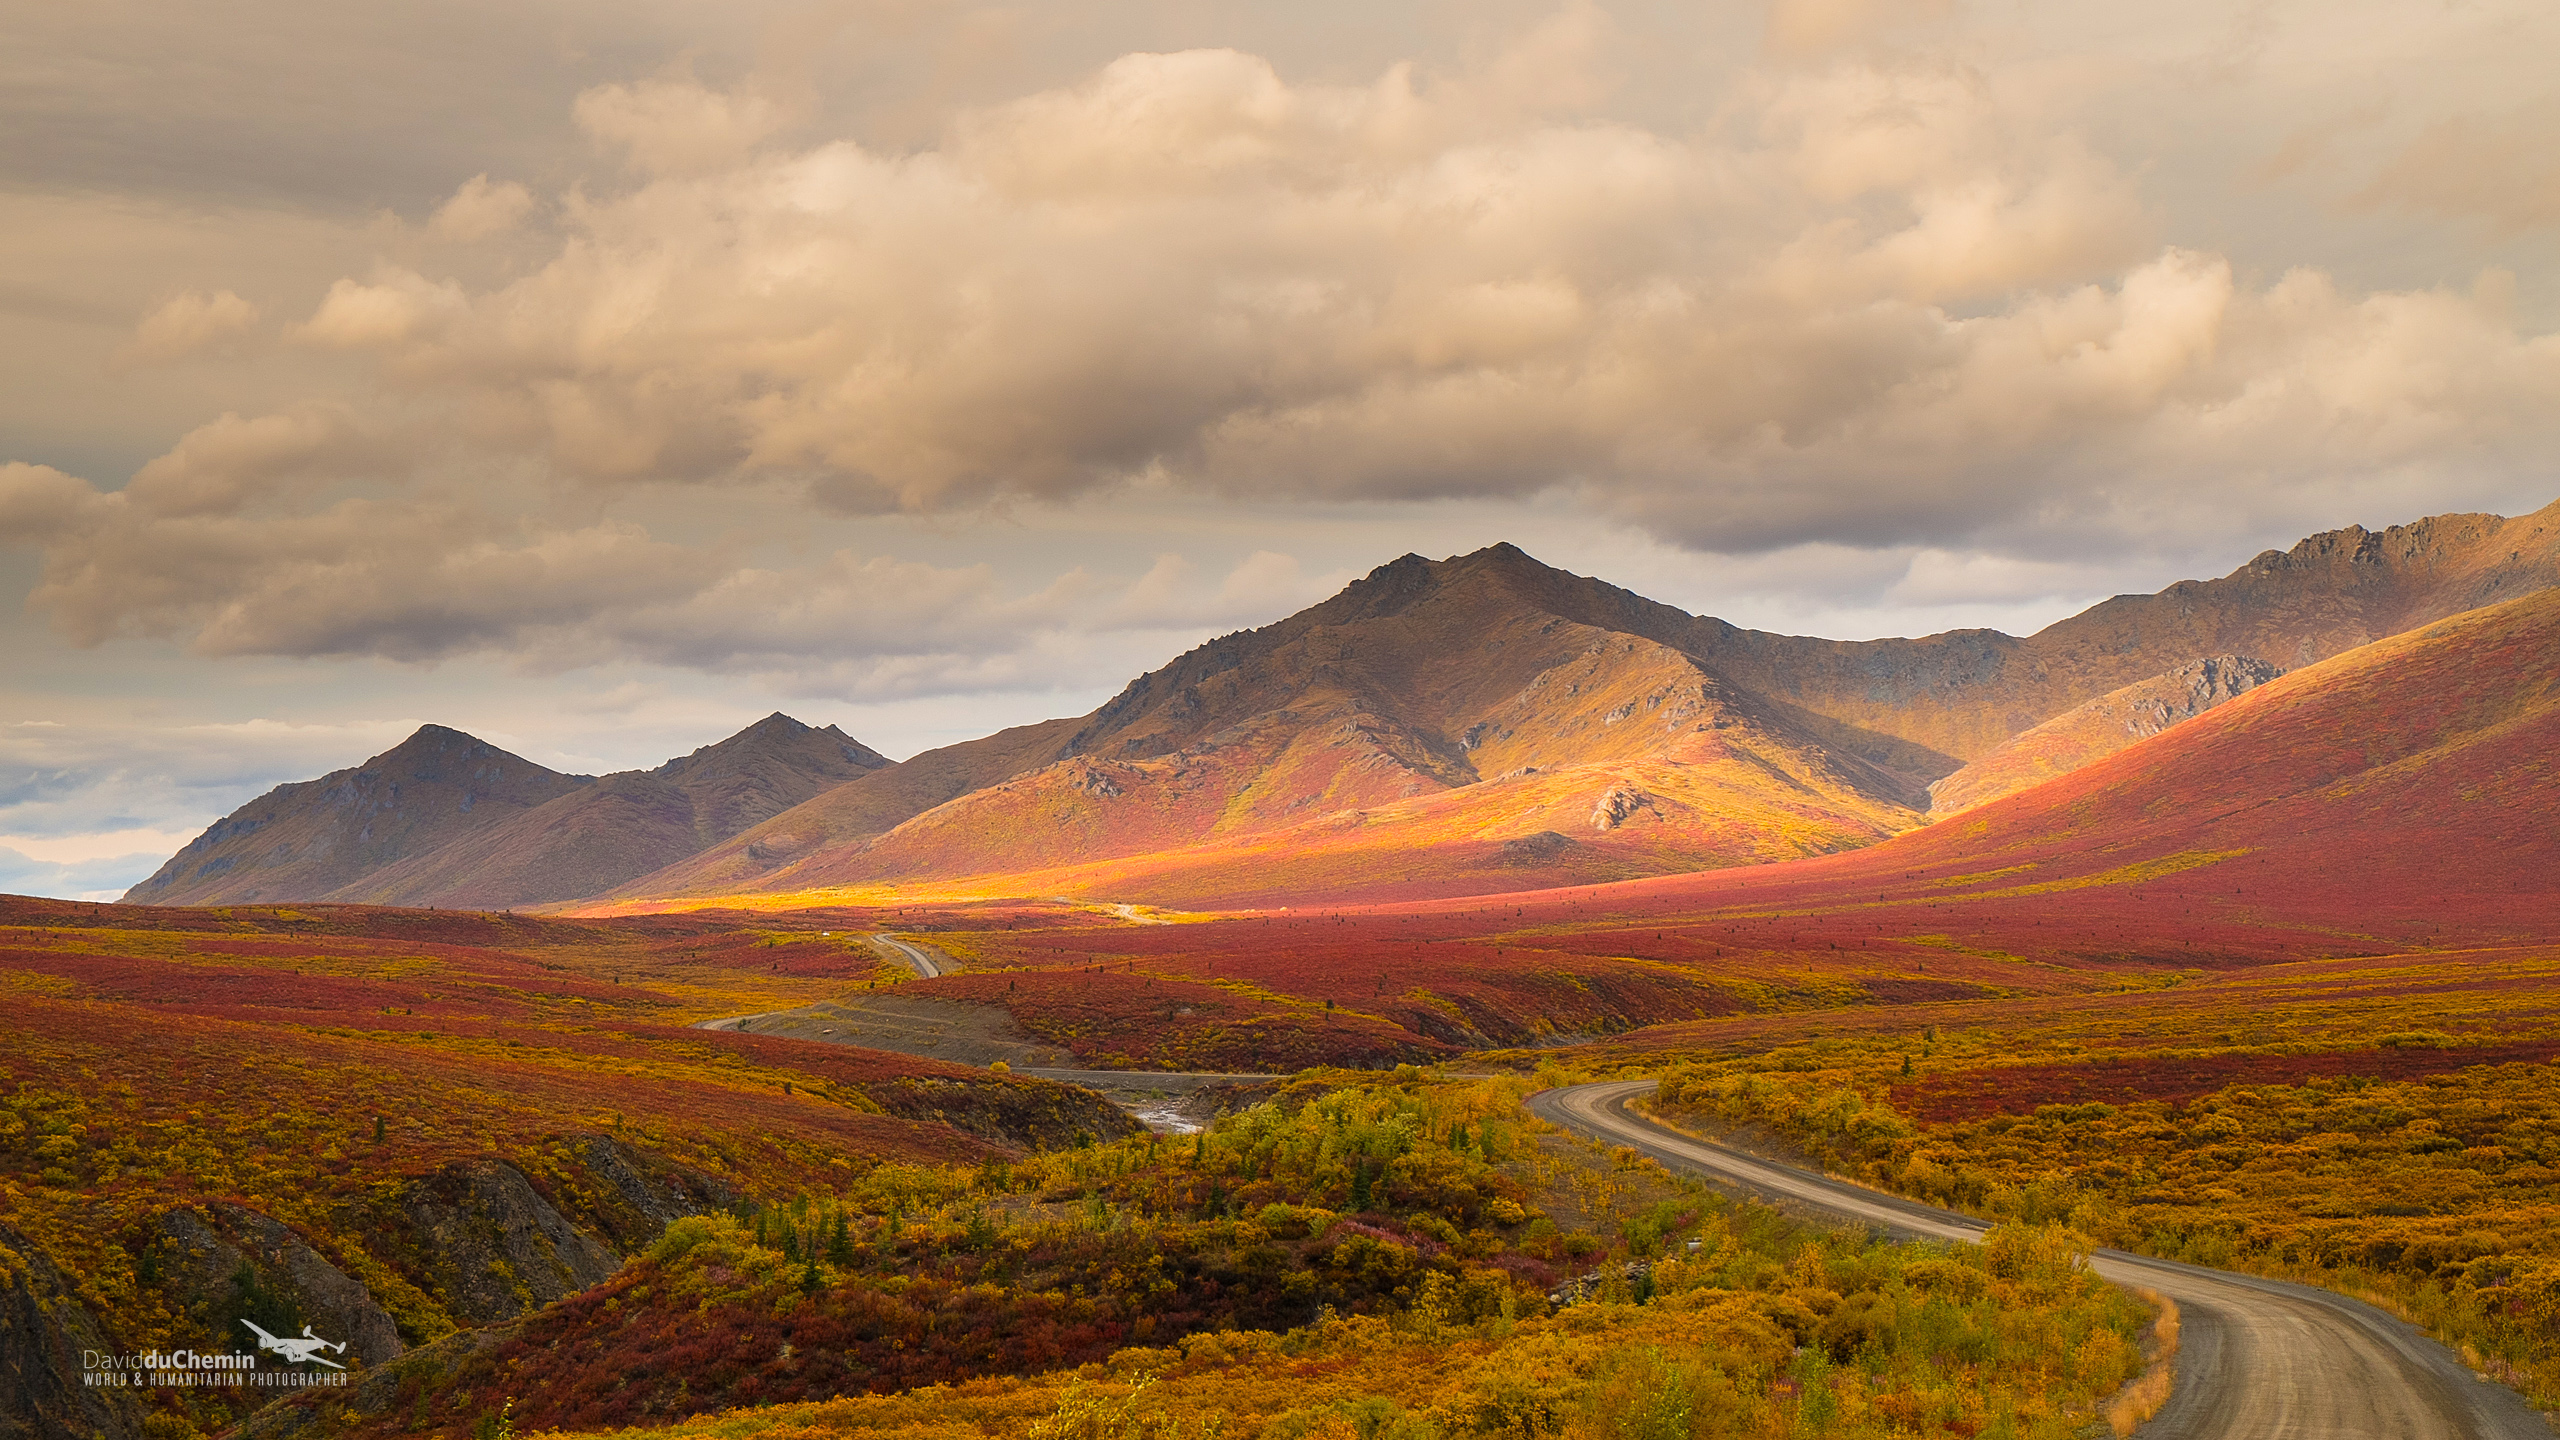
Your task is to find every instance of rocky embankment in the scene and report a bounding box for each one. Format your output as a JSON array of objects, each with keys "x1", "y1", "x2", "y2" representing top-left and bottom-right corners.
[{"x1": 1, "y1": 1136, "x2": 728, "y2": 1440}]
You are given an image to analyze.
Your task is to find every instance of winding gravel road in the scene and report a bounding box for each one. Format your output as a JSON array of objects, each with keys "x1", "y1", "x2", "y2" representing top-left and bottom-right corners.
[
  {"x1": 871, "y1": 932, "x2": 947, "y2": 978},
  {"x1": 1532, "y1": 1080, "x2": 2552, "y2": 1440}
]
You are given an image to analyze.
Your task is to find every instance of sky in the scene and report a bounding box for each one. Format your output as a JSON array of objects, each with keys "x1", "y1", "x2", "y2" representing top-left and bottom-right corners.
[{"x1": 4, "y1": 0, "x2": 2556, "y2": 901}]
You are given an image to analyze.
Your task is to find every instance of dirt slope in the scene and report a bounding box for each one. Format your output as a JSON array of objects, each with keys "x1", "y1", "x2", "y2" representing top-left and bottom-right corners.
[{"x1": 622, "y1": 716, "x2": 1093, "y2": 898}]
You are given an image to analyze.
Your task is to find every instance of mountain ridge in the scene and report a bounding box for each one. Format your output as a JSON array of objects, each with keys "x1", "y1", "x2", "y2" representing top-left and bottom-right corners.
[
  {"x1": 602, "y1": 496, "x2": 2560, "y2": 907},
  {"x1": 123, "y1": 714, "x2": 885, "y2": 908},
  {"x1": 127, "y1": 496, "x2": 2560, "y2": 911}
]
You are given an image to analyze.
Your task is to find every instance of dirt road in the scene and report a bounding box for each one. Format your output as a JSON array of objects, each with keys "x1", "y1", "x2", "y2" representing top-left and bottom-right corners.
[
  {"x1": 1531, "y1": 1080, "x2": 2553, "y2": 1440},
  {"x1": 870, "y1": 932, "x2": 947, "y2": 977}
]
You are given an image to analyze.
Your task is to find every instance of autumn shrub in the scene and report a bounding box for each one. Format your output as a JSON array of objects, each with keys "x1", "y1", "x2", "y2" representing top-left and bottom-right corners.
[{"x1": 1653, "y1": 1040, "x2": 2560, "y2": 1408}]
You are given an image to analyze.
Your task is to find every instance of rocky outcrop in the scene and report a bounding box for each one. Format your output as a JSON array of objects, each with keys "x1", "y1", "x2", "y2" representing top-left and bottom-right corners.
[
  {"x1": 0, "y1": 1221, "x2": 142, "y2": 1440},
  {"x1": 389, "y1": 1161, "x2": 619, "y2": 1325},
  {"x1": 562, "y1": 1136, "x2": 734, "y2": 1252},
  {"x1": 1929, "y1": 655, "x2": 2284, "y2": 815},
  {"x1": 1589, "y1": 786, "x2": 1659, "y2": 832},
  {"x1": 153, "y1": 1206, "x2": 405, "y2": 1367}
]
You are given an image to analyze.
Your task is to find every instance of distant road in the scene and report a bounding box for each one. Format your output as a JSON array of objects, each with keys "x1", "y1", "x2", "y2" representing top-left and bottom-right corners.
[
  {"x1": 871, "y1": 933, "x2": 947, "y2": 978},
  {"x1": 1531, "y1": 1080, "x2": 2554, "y2": 1440}
]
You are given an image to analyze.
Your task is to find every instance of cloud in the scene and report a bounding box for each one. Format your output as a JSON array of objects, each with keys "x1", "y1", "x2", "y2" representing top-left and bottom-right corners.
[
  {"x1": 157, "y1": 40, "x2": 2538, "y2": 558},
  {"x1": 5, "y1": 455, "x2": 1312, "y2": 695},
  {"x1": 2353, "y1": 97, "x2": 2560, "y2": 234},
  {"x1": 0, "y1": 715, "x2": 415, "y2": 852},
  {"x1": 116, "y1": 288, "x2": 259, "y2": 366},
  {"x1": 293, "y1": 267, "x2": 466, "y2": 349},
  {"x1": 1102, "y1": 550, "x2": 1349, "y2": 630},
  {"x1": 0, "y1": 845, "x2": 170, "y2": 902},
  {"x1": 574, "y1": 77, "x2": 795, "y2": 177},
  {"x1": 1764, "y1": 0, "x2": 1953, "y2": 59},
  {"x1": 123, "y1": 404, "x2": 392, "y2": 517},
  {"x1": 0, "y1": 463, "x2": 102, "y2": 537},
  {"x1": 20, "y1": 499, "x2": 725, "y2": 659},
  {"x1": 7, "y1": 15, "x2": 2560, "y2": 687},
  {"x1": 0, "y1": 828, "x2": 201, "y2": 865},
  {"x1": 430, "y1": 173, "x2": 536, "y2": 241}
]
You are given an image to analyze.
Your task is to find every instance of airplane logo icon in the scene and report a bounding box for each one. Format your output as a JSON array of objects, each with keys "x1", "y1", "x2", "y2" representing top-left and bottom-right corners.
[{"x1": 241, "y1": 1320, "x2": 347, "y2": 1369}]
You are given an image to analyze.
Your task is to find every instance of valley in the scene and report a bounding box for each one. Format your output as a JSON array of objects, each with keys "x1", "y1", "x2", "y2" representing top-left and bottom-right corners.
[{"x1": 8, "y1": 498, "x2": 2559, "y2": 1440}]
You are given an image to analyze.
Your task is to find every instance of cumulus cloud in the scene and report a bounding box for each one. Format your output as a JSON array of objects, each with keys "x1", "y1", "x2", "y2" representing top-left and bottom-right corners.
[
  {"x1": 149, "y1": 44, "x2": 2540, "y2": 559},
  {"x1": 123, "y1": 404, "x2": 394, "y2": 517},
  {"x1": 0, "y1": 463, "x2": 100, "y2": 537},
  {"x1": 293, "y1": 267, "x2": 466, "y2": 348},
  {"x1": 116, "y1": 288, "x2": 259, "y2": 366},
  {"x1": 8, "y1": 15, "x2": 2560, "y2": 685},
  {"x1": 429, "y1": 173, "x2": 536, "y2": 241}
]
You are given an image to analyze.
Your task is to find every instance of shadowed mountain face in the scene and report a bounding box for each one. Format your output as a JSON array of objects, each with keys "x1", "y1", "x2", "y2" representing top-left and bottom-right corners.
[
  {"x1": 125, "y1": 715, "x2": 886, "y2": 908},
  {"x1": 341, "y1": 715, "x2": 891, "y2": 909},
  {"x1": 613, "y1": 497, "x2": 2560, "y2": 908}
]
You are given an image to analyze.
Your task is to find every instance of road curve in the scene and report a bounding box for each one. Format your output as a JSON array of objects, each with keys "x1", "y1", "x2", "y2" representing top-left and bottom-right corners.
[
  {"x1": 1532, "y1": 1080, "x2": 2552, "y2": 1440},
  {"x1": 871, "y1": 933, "x2": 947, "y2": 978}
]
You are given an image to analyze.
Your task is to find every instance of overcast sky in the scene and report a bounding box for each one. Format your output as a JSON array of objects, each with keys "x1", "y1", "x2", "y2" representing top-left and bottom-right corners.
[{"x1": 5, "y1": 0, "x2": 2556, "y2": 900}]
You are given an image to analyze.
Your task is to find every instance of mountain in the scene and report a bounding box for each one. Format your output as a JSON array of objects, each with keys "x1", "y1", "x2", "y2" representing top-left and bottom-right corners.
[
  {"x1": 606, "y1": 546, "x2": 1950, "y2": 906},
  {"x1": 1926, "y1": 655, "x2": 2282, "y2": 815},
  {"x1": 1446, "y1": 499, "x2": 2560, "y2": 765},
  {"x1": 124, "y1": 726, "x2": 587, "y2": 906},
  {"x1": 338, "y1": 715, "x2": 890, "y2": 909},
  {"x1": 133, "y1": 498, "x2": 2560, "y2": 915},
  {"x1": 125, "y1": 715, "x2": 885, "y2": 908},
  {"x1": 602, "y1": 498, "x2": 2560, "y2": 909},
  {"x1": 622, "y1": 716, "x2": 1092, "y2": 899},
  {"x1": 1530, "y1": 577, "x2": 2560, "y2": 956}
]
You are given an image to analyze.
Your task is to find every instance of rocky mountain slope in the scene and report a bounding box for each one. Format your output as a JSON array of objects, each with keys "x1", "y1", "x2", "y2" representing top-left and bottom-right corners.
[
  {"x1": 1411, "y1": 499, "x2": 2560, "y2": 764},
  {"x1": 1926, "y1": 655, "x2": 2283, "y2": 814},
  {"x1": 1530, "y1": 577, "x2": 2560, "y2": 955},
  {"x1": 129, "y1": 498, "x2": 2560, "y2": 913},
  {"x1": 124, "y1": 725, "x2": 588, "y2": 906},
  {"x1": 605, "y1": 498, "x2": 2560, "y2": 908},
  {"x1": 125, "y1": 714, "x2": 885, "y2": 908},
  {"x1": 611, "y1": 546, "x2": 1947, "y2": 904},
  {"x1": 341, "y1": 714, "x2": 889, "y2": 909}
]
